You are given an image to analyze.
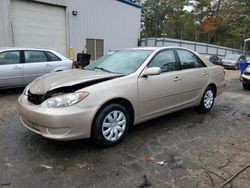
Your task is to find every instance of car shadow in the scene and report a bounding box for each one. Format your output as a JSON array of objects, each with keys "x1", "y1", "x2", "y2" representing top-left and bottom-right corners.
[
  {"x1": 22, "y1": 107, "x2": 205, "y2": 160},
  {"x1": 0, "y1": 87, "x2": 24, "y2": 96}
]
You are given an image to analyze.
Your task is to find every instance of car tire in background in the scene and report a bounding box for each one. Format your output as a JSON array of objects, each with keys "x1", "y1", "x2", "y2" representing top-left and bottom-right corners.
[
  {"x1": 243, "y1": 83, "x2": 250, "y2": 90},
  {"x1": 91, "y1": 103, "x2": 130, "y2": 147},
  {"x1": 234, "y1": 63, "x2": 239, "y2": 70},
  {"x1": 196, "y1": 86, "x2": 215, "y2": 113}
]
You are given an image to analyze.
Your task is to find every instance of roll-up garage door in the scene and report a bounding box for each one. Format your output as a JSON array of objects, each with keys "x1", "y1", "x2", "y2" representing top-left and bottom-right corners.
[{"x1": 11, "y1": 0, "x2": 67, "y2": 56}]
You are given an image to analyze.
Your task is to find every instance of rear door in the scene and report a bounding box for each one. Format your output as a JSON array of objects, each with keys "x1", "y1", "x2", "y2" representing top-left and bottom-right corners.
[
  {"x1": 0, "y1": 50, "x2": 23, "y2": 88},
  {"x1": 176, "y1": 49, "x2": 209, "y2": 105},
  {"x1": 44, "y1": 51, "x2": 64, "y2": 70},
  {"x1": 23, "y1": 50, "x2": 51, "y2": 84}
]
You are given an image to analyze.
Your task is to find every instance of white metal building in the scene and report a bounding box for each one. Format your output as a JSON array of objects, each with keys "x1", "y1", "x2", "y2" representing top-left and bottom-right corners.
[{"x1": 0, "y1": 0, "x2": 142, "y2": 59}]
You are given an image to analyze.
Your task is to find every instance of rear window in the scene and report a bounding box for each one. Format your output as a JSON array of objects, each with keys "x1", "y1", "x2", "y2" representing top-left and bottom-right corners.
[{"x1": 46, "y1": 51, "x2": 61, "y2": 61}]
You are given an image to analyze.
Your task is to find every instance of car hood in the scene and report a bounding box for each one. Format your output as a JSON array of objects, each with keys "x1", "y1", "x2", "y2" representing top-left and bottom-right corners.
[
  {"x1": 29, "y1": 69, "x2": 121, "y2": 95},
  {"x1": 222, "y1": 59, "x2": 237, "y2": 64}
]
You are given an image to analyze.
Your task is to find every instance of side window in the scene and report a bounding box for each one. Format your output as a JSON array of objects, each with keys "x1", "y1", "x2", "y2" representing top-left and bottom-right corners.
[
  {"x1": 46, "y1": 51, "x2": 61, "y2": 61},
  {"x1": 177, "y1": 50, "x2": 206, "y2": 70},
  {"x1": 0, "y1": 51, "x2": 20, "y2": 65},
  {"x1": 24, "y1": 51, "x2": 48, "y2": 63},
  {"x1": 239, "y1": 56, "x2": 246, "y2": 61},
  {"x1": 148, "y1": 50, "x2": 177, "y2": 73}
]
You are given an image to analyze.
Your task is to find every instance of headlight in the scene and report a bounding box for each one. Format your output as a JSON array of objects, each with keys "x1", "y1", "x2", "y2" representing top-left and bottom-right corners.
[{"x1": 40, "y1": 92, "x2": 88, "y2": 108}]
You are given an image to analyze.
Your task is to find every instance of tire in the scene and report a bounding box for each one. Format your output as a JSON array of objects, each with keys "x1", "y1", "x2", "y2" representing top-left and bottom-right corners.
[
  {"x1": 196, "y1": 86, "x2": 215, "y2": 113},
  {"x1": 243, "y1": 83, "x2": 250, "y2": 90},
  {"x1": 91, "y1": 103, "x2": 130, "y2": 147},
  {"x1": 234, "y1": 63, "x2": 240, "y2": 70}
]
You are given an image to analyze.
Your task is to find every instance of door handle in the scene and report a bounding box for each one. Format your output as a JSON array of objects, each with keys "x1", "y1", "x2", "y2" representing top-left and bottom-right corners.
[
  {"x1": 203, "y1": 71, "x2": 209, "y2": 76},
  {"x1": 45, "y1": 64, "x2": 52, "y2": 67},
  {"x1": 13, "y1": 66, "x2": 22, "y2": 70},
  {"x1": 174, "y1": 76, "x2": 181, "y2": 81}
]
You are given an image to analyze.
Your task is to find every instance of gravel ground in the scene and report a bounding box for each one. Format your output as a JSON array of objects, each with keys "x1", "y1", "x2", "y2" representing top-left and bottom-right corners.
[{"x1": 0, "y1": 70, "x2": 249, "y2": 188}]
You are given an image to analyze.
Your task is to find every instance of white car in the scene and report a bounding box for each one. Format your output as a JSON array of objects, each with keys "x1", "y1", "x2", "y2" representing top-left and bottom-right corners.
[
  {"x1": 0, "y1": 48, "x2": 72, "y2": 89},
  {"x1": 242, "y1": 65, "x2": 250, "y2": 89}
]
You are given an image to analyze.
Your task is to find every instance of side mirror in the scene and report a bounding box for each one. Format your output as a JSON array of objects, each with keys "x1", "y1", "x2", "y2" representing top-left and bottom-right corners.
[{"x1": 141, "y1": 67, "x2": 161, "y2": 77}]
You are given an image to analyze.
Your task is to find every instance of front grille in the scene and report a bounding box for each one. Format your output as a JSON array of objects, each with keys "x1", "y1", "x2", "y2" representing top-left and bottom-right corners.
[
  {"x1": 244, "y1": 72, "x2": 250, "y2": 76},
  {"x1": 27, "y1": 90, "x2": 45, "y2": 105},
  {"x1": 223, "y1": 65, "x2": 233, "y2": 69}
]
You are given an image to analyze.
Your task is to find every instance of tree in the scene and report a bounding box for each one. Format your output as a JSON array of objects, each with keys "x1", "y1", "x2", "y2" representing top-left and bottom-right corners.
[
  {"x1": 141, "y1": 0, "x2": 250, "y2": 50},
  {"x1": 189, "y1": 0, "x2": 211, "y2": 41},
  {"x1": 141, "y1": 0, "x2": 188, "y2": 39}
]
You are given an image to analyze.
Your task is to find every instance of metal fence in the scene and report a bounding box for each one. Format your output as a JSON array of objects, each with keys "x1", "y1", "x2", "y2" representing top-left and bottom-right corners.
[{"x1": 140, "y1": 38, "x2": 250, "y2": 57}]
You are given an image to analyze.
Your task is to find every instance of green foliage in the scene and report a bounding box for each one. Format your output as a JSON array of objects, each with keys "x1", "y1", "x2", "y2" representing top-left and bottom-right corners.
[{"x1": 141, "y1": 0, "x2": 250, "y2": 50}]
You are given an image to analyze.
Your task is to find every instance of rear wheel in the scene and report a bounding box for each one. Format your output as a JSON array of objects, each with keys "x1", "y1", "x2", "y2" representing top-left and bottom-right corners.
[
  {"x1": 243, "y1": 83, "x2": 250, "y2": 90},
  {"x1": 196, "y1": 86, "x2": 215, "y2": 113},
  {"x1": 91, "y1": 104, "x2": 130, "y2": 147}
]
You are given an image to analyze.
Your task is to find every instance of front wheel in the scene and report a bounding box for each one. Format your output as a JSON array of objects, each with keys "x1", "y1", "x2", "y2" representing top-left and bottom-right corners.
[
  {"x1": 91, "y1": 104, "x2": 130, "y2": 147},
  {"x1": 196, "y1": 86, "x2": 215, "y2": 113}
]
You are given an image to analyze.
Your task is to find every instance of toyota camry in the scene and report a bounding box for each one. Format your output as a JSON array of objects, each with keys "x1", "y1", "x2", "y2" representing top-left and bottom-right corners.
[{"x1": 18, "y1": 47, "x2": 225, "y2": 147}]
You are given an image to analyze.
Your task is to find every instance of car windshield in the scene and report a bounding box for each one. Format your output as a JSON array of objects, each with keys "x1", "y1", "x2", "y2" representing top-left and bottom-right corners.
[
  {"x1": 224, "y1": 54, "x2": 240, "y2": 60},
  {"x1": 85, "y1": 50, "x2": 153, "y2": 75}
]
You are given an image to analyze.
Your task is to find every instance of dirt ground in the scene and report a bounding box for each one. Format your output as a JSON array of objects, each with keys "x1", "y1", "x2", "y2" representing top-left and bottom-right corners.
[{"x1": 0, "y1": 70, "x2": 249, "y2": 188}]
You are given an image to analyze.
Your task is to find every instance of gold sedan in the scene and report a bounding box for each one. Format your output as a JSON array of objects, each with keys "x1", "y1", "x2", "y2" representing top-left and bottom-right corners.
[{"x1": 18, "y1": 47, "x2": 225, "y2": 147}]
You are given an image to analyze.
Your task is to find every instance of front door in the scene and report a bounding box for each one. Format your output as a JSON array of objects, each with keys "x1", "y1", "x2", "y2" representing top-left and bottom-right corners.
[
  {"x1": 138, "y1": 49, "x2": 182, "y2": 119},
  {"x1": 23, "y1": 50, "x2": 51, "y2": 84},
  {"x1": 0, "y1": 50, "x2": 23, "y2": 88}
]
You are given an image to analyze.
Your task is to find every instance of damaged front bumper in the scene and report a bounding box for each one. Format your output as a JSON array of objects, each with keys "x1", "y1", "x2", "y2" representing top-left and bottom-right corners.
[{"x1": 18, "y1": 95, "x2": 98, "y2": 141}]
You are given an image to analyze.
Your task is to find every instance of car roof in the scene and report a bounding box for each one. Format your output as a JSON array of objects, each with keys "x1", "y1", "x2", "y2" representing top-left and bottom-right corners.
[{"x1": 117, "y1": 46, "x2": 196, "y2": 51}]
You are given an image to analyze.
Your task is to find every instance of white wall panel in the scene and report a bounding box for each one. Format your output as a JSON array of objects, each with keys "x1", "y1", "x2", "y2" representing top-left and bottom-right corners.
[
  {"x1": 68, "y1": 0, "x2": 141, "y2": 56},
  {"x1": 0, "y1": 0, "x2": 12, "y2": 47},
  {"x1": 0, "y1": 0, "x2": 142, "y2": 57},
  {"x1": 196, "y1": 45, "x2": 207, "y2": 53},
  {"x1": 182, "y1": 43, "x2": 195, "y2": 50},
  {"x1": 208, "y1": 47, "x2": 217, "y2": 54}
]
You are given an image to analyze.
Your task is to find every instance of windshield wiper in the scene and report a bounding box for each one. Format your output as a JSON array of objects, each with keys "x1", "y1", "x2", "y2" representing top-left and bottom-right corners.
[{"x1": 94, "y1": 67, "x2": 115, "y2": 73}]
